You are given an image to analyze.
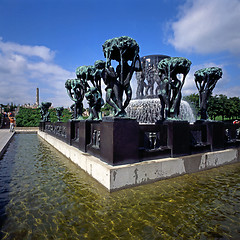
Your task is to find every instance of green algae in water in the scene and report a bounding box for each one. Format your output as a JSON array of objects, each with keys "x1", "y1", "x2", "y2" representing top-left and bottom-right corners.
[{"x1": 0, "y1": 134, "x2": 240, "y2": 239}]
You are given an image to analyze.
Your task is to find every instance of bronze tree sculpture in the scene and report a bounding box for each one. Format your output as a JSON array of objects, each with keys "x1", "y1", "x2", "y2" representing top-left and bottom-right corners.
[
  {"x1": 65, "y1": 79, "x2": 85, "y2": 120},
  {"x1": 102, "y1": 36, "x2": 142, "y2": 117},
  {"x1": 158, "y1": 57, "x2": 192, "y2": 120},
  {"x1": 85, "y1": 87, "x2": 104, "y2": 120},
  {"x1": 56, "y1": 107, "x2": 64, "y2": 122},
  {"x1": 194, "y1": 67, "x2": 222, "y2": 120},
  {"x1": 39, "y1": 102, "x2": 52, "y2": 122}
]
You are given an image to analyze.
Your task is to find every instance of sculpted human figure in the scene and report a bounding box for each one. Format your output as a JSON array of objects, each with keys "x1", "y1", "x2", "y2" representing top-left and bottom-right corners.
[
  {"x1": 95, "y1": 61, "x2": 122, "y2": 116},
  {"x1": 116, "y1": 52, "x2": 141, "y2": 113},
  {"x1": 39, "y1": 102, "x2": 52, "y2": 122},
  {"x1": 93, "y1": 60, "x2": 105, "y2": 94},
  {"x1": 56, "y1": 107, "x2": 64, "y2": 122},
  {"x1": 75, "y1": 66, "x2": 90, "y2": 91},
  {"x1": 102, "y1": 36, "x2": 142, "y2": 117},
  {"x1": 194, "y1": 67, "x2": 222, "y2": 120},
  {"x1": 144, "y1": 65, "x2": 155, "y2": 96},
  {"x1": 136, "y1": 71, "x2": 146, "y2": 99},
  {"x1": 85, "y1": 87, "x2": 104, "y2": 120},
  {"x1": 65, "y1": 78, "x2": 85, "y2": 120},
  {"x1": 158, "y1": 57, "x2": 191, "y2": 120}
]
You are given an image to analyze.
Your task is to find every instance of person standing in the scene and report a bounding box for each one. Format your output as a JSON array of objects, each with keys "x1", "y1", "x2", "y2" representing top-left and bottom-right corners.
[{"x1": 8, "y1": 113, "x2": 15, "y2": 132}]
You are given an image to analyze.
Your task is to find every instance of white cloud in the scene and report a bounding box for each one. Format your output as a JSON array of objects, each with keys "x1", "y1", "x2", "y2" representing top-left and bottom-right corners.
[
  {"x1": 181, "y1": 62, "x2": 240, "y2": 98},
  {"x1": 168, "y1": 0, "x2": 240, "y2": 54},
  {"x1": 215, "y1": 86, "x2": 240, "y2": 97},
  {"x1": 0, "y1": 38, "x2": 75, "y2": 107},
  {"x1": 0, "y1": 39, "x2": 55, "y2": 61}
]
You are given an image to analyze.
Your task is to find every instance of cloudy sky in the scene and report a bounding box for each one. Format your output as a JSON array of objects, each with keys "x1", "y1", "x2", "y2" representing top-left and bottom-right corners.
[{"x1": 0, "y1": 0, "x2": 239, "y2": 107}]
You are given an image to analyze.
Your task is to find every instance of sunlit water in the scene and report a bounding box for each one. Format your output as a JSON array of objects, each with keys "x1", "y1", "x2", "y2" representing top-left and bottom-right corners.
[
  {"x1": 0, "y1": 134, "x2": 240, "y2": 239},
  {"x1": 126, "y1": 99, "x2": 196, "y2": 123}
]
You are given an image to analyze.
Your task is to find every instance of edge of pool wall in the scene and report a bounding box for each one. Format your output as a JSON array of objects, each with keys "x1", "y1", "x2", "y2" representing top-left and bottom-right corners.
[{"x1": 37, "y1": 130, "x2": 240, "y2": 192}]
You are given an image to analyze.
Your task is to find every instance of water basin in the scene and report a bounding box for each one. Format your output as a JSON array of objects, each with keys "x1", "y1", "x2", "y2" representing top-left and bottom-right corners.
[{"x1": 0, "y1": 134, "x2": 240, "y2": 239}]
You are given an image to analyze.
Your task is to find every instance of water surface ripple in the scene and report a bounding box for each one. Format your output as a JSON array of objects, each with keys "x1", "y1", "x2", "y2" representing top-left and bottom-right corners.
[{"x1": 0, "y1": 134, "x2": 240, "y2": 239}]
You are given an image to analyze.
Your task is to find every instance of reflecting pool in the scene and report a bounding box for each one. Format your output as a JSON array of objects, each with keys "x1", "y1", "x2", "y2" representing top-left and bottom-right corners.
[{"x1": 0, "y1": 134, "x2": 240, "y2": 239}]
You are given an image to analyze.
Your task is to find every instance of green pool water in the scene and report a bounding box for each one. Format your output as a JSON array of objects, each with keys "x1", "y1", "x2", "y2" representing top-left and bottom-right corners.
[{"x1": 0, "y1": 134, "x2": 240, "y2": 239}]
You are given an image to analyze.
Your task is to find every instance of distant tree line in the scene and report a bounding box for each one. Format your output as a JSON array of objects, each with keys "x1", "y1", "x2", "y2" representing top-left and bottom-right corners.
[
  {"x1": 183, "y1": 94, "x2": 240, "y2": 120},
  {"x1": 16, "y1": 107, "x2": 72, "y2": 127},
  {"x1": 11, "y1": 94, "x2": 240, "y2": 127},
  {"x1": 0, "y1": 103, "x2": 17, "y2": 113}
]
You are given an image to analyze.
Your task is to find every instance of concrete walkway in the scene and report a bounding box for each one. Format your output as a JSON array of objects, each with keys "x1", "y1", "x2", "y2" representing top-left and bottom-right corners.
[{"x1": 0, "y1": 129, "x2": 15, "y2": 158}]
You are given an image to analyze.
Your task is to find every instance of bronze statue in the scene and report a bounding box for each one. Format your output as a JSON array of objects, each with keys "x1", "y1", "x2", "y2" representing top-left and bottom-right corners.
[
  {"x1": 75, "y1": 66, "x2": 90, "y2": 91},
  {"x1": 94, "y1": 60, "x2": 122, "y2": 116},
  {"x1": 65, "y1": 79, "x2": 85, "y2": 120},
  {"x1": 158, "y1": 57, "x2": 192, "y2": 120},
  {"x1": 85, "y1": 87, "x2": 104, "y2": 120},
  {"x1": 136, "y1": 71, "x2": 146, "y2": 99},
  {"x1": 102, "y1": 36, "x2": 142, "y2": 117},
  {"x1": 56, "y1": 107, "x2": 64, "y2": 122},
  {"x1": 39, "y1": 102, "x2": 52, "y2": 122},
  {"x1": 145, "y1": 64, "x2": 155, "y2": 96},
  {"x1": 194, "y1": 67, "x2": 222, "y2": 120}
]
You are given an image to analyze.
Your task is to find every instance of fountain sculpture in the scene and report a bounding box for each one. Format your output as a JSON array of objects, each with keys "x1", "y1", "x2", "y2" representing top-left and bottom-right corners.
[
  {"x1": 39, "y1": 102, "x2": 52, "y2": 122},
  {"x1": 127, "y1": 55, "x2": 194, "y2": 123},
  {"x1": 39, "y1": 36, "x2": 239, "y2": 166},
  {"x1": 194, "y1": 67, "x2": 223, "y2": 120},
  {"x1": 56, "y1": 107, "x2": 64, "y2": 122}
]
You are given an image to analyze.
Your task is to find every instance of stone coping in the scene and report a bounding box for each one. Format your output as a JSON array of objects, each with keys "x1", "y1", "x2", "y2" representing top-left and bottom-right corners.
[
  {"x1": 15, "y1": 127, "x2": 39, "y2": 132},
  {"x1": 37, "y1": 130, "x2": 240, "y2": 192}
]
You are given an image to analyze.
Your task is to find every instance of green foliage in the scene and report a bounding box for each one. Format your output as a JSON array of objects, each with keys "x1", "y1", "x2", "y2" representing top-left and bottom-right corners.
[
  {"x1": 1, "y1": 103, "x2": 17, "y2": 113},
  {"x1": 184, "y1": 94, "x2": 240, "y2": 121},
  {"x1": 16, "y1": 107, "x2": 72, "y2": 127},
  {"x1": 16, "y1": 107, "x2": 41, "y2": 127},
  {"x1": 49, "y1": 108, "x2": 72, "y2": 123}
]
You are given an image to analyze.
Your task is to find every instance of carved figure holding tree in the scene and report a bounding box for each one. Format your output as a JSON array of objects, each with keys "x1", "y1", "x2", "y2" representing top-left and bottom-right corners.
[
  {"x1": 39, "y1": 102, "x2": 52, "y2": 122},
  {"x1": 158, "y1": 57, "x2": 191, "y2": 120},
  {"x1": 102, "y1": 36, "x2": 142, "y2": 117},
  {"x1": 85, "y1": 87, "x2": 104, "y2": 120},
  {"x1": 194, "y1": 67, "x2": 222, "y2": 120}
]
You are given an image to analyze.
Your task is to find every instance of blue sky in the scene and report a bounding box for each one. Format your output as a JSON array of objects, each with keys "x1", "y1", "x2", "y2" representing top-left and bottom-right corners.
[{"x1": 0, "y1": 0, "x2": 239, "y2": 107}]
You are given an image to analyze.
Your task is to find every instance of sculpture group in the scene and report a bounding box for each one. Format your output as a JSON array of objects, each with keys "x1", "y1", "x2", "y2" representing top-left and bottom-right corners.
[
  {"x1": 39, "y1": 36, "x2": 237, "y2": 167},
  {"x1": 65, "y1": 36, "x2": 142, "y2": 120},
  {"x1": 63, "y1": 36, "x2": 222, "y2": 122}
]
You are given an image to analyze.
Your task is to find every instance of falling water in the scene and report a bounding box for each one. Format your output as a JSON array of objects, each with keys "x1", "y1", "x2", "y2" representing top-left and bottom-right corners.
[{"x1": 126, "y1": 98, "x2": 196, "y2": 123}]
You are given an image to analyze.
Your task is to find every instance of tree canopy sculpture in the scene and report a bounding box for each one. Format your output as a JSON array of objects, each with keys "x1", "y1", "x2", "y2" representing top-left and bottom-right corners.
[
  {"x1": 39, "y1": 102, "x2": 52, "y2": 122},
  {"x1": 94, "y1": 60, "x2": 122, "y2": 116},
  {"x1": 158, "y1": 57, "x2": 192, "y2": 120},
  {"x1": 194, "y1": 67, "x2": 222, "y2": 120},
  {"x1": 65, "y1": 78, "x2": 85, "y2": 120},
  {"x1": 85, "y1": 87, "x2": 104, "y2": 120},
  {"x1": 56, "y1": 107, "x2": 64, "y2": 122},
  {"x1": 102, "y1": 36, "x2": 142, "y2": 117}
]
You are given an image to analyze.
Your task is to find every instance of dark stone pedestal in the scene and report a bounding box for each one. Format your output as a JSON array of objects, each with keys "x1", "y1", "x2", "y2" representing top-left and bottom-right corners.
[
  {"x1": 100, "y1": 117, "x2": 139, "y2": 165},
  {"x1": 39, "y1": 121, "x2": 45, "y2": 131},
  {"x1": 205, "y1": 121, "x2": 225, "y2": 151},
  {"x1": 138, "y1": 123, "x2": 170, "y2": 160},
  {"x1": 71, "y1": 120, "x2": 94, "y2": 152},
  {"x1": 195, "y1": 120, "x2": 225, "y2": 151},
  {"x1": 87, "y1": 121, "x2": 101, "y2": 158},
  {"x1": 224, "y1": 123, "x2": 239, "y2": 147},
  {"x1": 163, "y1": 120, "x2": 190, "y2": 157},
  {"x1": 190, "y1": 123, "x2": 211, "y2": 153}
]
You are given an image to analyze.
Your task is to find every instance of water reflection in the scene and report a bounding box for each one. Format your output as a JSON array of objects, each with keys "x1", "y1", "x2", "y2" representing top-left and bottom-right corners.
[{"x1": 0, "y1": 134, "x2": 240, "y2": 239}]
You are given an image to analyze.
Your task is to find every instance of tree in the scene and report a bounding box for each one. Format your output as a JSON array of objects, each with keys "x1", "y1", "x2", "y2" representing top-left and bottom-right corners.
[
  {"x1": 16, "y1": 107, "x2": 41, "y2": 127},
  {"x1": 16, "y1": 107, "x2": 72, "y2": 126}
]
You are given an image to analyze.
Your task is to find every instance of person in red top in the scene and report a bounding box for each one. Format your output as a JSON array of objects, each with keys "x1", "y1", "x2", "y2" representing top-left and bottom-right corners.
[
  {"x1": 233, "y1": 120, "x2": 239, "y2": 125},
  {"x1": 8, "y1": 113, "x2": 15, "y2": 132}
]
